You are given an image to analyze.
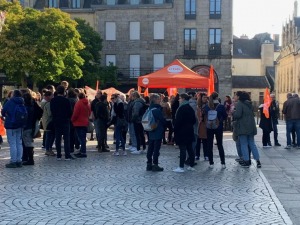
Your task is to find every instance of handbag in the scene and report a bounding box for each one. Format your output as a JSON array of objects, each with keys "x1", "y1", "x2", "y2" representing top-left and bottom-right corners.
[
  {"x1": 87, "y1": 120, "x2": 94, "y2": 133},
  {"x1": 33, "y1": 120, "x2": 41, "y2": 139},
  {"x1": 198, "y1": 121, "x2": 207, "y2": 139}
]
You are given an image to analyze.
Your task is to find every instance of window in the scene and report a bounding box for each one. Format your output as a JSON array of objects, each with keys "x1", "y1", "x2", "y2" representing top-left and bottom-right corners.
[
  {"x1": 130, "y1": 22, "x2": 140, "y2": 40},
  {"x1": 185, "y1": 0, "x2": 196, "y2": 19},
  {"x1": 59, "y1": 0, "x2": 69, "y2": 7},
  {"x1": 106, "y1": 55, "x2": 116, "y2": 66},
  {"x1": 154, "y1": 21, "x2": 164, "y2": 40},
  {"x1": 72, "y1": 0, "x2": 80, "y2": 8},
  {"x1": 209, "y1": 28, "x2": 221, "y2": 55},
  {"x1": 153, "y1": 54, "x2": 164, "y2": 71},
  {"x1": 49, "y1": 0, "x2": 57, "y2": 7},
  {"x1": 107, "y1": 0, "x2": 116, "y2": 5},
  {"x1": 130, "y1": 55, "x2": 140, "y2": 78},
  {"x1": 154, "y1": 0, "x2": 163, "y2": 4},
  {"x1": 130, "y1": 0, "x2": 139, "y2": 4},
  {"x1": 210, "y1": 0, "x2": 221, "y2": 19},
  {"x1": 184, "y1": 29, "x2": 196, "y2": 55},
  {"x1": 105, "y1": 22, "x2": 116, "y2": 41}
]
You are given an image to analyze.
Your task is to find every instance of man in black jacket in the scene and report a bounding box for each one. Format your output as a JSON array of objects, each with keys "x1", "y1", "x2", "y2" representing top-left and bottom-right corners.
[
  {"x1": 270, "y1": 94, "x2": 281, "y2": 146},
  {"x1": 50, "y1": 85, "x2": 74, "y2": 160}
]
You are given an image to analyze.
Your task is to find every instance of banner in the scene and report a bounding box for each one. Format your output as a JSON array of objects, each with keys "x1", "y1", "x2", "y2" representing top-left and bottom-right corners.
[
  {"x1": 263, "y1": 87, "x2": 271, "y2": 118},
  {"x1": 208, "y1": 65, "x2": 215, "y2": 96}
]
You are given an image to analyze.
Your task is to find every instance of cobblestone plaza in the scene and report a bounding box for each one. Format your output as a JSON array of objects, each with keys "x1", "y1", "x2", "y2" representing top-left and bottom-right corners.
[{"x1": 0, "y1": 124, "x2": 297, "y2": 225}]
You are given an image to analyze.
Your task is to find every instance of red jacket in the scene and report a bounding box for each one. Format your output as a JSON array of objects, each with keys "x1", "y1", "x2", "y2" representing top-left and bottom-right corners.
[{"x1": 71, "y1": 98, "x2": 91, "y2": 127}]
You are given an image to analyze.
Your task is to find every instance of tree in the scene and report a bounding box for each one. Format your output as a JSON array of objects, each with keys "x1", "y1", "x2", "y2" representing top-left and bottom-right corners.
[
  {"x1": 0, "y1": 2, "x2": 84, "y2": 87},
  {"x1": 74, "y1": 18, "x2": 117, "y2": 88}
]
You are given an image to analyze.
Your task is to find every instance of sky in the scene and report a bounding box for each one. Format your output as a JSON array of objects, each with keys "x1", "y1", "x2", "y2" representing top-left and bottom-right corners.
[{"x1": 233, "y1": 0, "x2": 296, "y2": 39}]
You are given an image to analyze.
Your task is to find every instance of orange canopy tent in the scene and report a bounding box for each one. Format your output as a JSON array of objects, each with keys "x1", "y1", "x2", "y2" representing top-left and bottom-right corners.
[{"x1": 138, "y1": 59, "x2": 209, "y2": 89}]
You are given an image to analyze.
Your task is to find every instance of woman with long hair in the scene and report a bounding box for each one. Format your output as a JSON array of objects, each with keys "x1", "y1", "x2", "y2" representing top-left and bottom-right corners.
[{"x1": 204, "y1": 92, "x2": 227, "y2": 169}]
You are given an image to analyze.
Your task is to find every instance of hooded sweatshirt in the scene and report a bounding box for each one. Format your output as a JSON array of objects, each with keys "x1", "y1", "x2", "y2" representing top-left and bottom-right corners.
[
  {"x1": 71, "y1": 98, "x2": 91, "y2": 127},
  {"x1": 2, "y1": 97, "x2": 25, "y2": 129}
]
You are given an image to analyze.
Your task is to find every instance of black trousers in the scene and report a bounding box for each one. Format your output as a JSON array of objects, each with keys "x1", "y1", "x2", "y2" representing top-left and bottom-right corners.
[
  {"x1": 179, "y1": 143, "x2": 195, "y2": 168},
  {"x1": 207, "y1": 129, "x2": 225, "y2": 165},
  {"x1": 195, "y1": 138, "x2": 208, "y2": 158},
  {"x1": 147, "y1": 139, "x2": 161, "y2": 165},
  {"x1": 133, "y1": 122, "x2": 145, "y2": 151}
]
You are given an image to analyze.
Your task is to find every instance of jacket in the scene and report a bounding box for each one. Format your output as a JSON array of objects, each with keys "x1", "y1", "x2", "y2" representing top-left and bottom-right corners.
[
  {"x1": 204, "y1": 102, "x2": 227, "y2": 131},
  {"x1": 50, "y1": 95, "x2": 72, "y2": 125},
  {"x1": 259, "y1": 107, "x2": 273, "y2": 132},
  {"x1": 232, "y1": 100, "x2": 257, "y2": 136},
  {"x1": 41, "y1": 101, "x2": 52, "y2": 131},
  {"x1": 71, "y1": 98, "x2": 91, "y2": 127},
  {"x1": 282, "y1": 96, "x2": 300, "y2": 120},
  {"x1": 174, "y1": 103, "x2": 196, "y2": 145},
  {"x1": 96, "y1": 101, "x2": 110, "y2": 122},
  {"x1": 1, "y1": 97, "x2": 25, "y2": 129},
  {"x1": 148, "y1": 103, "x2": 166, "y2": 140},
  {"x1": 131, "y1": 98, "x2": 146, "y2": 123}
]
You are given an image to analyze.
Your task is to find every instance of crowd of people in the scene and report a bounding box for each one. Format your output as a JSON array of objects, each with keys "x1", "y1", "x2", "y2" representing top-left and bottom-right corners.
[{"x1": 1, "y1": 81, "x2": 294, "y2": 172}]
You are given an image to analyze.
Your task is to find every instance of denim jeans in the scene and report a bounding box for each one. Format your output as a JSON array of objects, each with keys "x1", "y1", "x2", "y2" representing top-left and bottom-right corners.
[
  {"x1": 45, "y1": 130, "x2": 54, "y2": 151},
  {"x1": 7, "y1": 128, "x2": 23, "y2": 163},
  {"x1": 115, "y1": 124, "x2": 125, "y2": 151},
  {"x1": 147, "y1": 139, "x2": 162, "y2": 165},
  {"x1": 286, "y1": 120, "x2": 300, "y2": 146},
  {"x1": 235, "y1": 138, "x2": 243, "y2": 158},
  {"x1": 75, "y1": 126, "x2": 87, "y2": 154},
  {"x1": 128, "y1": 122, "x2": 137, "y2": 147},
  {"x1": 55, "y1": 123, "x2": 71, "y2": 158},
  {"x1": 239, "y1": 135, "x2": 260, "y2": 161}
]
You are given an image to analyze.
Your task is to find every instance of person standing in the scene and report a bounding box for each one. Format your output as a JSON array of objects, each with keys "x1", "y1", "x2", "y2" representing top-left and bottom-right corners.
[
  {"x1": 2, "y1": 90, "x2": 26, "y2": 168},
  {"x1": 50, "y1": 85, "x2": 74, "y2": 160},
  {"x1": 72, "y1": 93, "x2": 91, "y2": 158},
  {"x1": 204, "y1": 92, "x2": 227, "y2": 169},
  {"x1": 173, "y1": 93, "x2": 196, "y2": 173},
  {"x1": 259, "y1": 104, "x2": 273, "y2": 148},
  {"x1": 146, "y1": 94, "x2": 166, "y2": 172},
  {"x1": 270, "y1": 94, "x2": 281, "y2": 146}
]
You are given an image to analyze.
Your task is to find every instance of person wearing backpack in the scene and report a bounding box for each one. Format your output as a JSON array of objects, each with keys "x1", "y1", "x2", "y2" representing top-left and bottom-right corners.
[
  {"x1": 173, "y1": 93, "x2": 196, "y2": 173},
  {"x1": 146, "y1": 94, "x2": 166, "y2": 172},
  {"x1": 204, "y1": 92, "x2": 227, "y2": 169},
  {"x1": 2, "y1": 89, "x2": 27, "y2": 168}
]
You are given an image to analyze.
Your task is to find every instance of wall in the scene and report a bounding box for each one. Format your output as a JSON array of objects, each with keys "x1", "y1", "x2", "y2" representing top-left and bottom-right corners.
[{"x1": 232, "y1": 59, "x2": 261, "y2": 75}]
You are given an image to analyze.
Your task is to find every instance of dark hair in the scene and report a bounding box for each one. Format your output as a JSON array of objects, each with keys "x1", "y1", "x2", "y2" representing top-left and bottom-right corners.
[
  {"x1": 44, "y1": 91, "x2": 53, "y2": 97},
  {"x1": 149, "y1": 93, "x2": 160, "y2": 104},
  {"x1": 188, "y1": 91, "x2": 196, "y2": 97},
  {"x1": 13, "y1": 89, "x2": 22, "y2": 98},
  {"x1": 144, "y1": 96, "x2": 150, "y2": 104},
  {"x1": 23, "y1": 92, "x2": 33, "y2": 105},
  {"x1": 78, "y1": 92, "x2": 85, "y2": 99},
  {"x1": 56, "y1": 85, "x2": 65, "y2": 95},
  {"x1": 180, "y1": 93, "x2": 190, "y2": 101},
  {"x1": 239, "y1": 91, "x2": 251, "y2": 101},
  {"x1": 67, "y1": 88, "x2": 77, "y2": 98},
  {"x1": 197, "y1": 92, "x2": 207, "y2": 107},
  {"x1": 100, "y1": 95, "x2": 107, "y2": 102}
]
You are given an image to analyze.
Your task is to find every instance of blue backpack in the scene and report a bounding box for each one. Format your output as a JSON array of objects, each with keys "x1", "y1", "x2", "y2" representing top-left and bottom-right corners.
[{"x1": 11, "y1": 104, "x2": 28, "y2": 128}]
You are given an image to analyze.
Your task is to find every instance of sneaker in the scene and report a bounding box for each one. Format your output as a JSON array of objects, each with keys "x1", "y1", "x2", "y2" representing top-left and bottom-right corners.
[
  {"x1": 285, "y1": 145, "x2": 292, "y2": 149},
  {"x1": 263, "y1": 145, "x2": 271, "y2": 148},
  {"x1": 129, "y1": 147, "x2": 137, "y2": 152},
  {"x1": 240, "y1": 161, "x2": 250, "y2": 168},
  {"x1": 57, "y1": 157, "x2": 62, "y2": 161},
  {"x1": 186, "y1": 166, "x2": 195, "y2": 171},
  {"x1": 221, "y1": 164, "x2": 226, "y2": 169},
  {"x1": 122, "y1": 151, "x2": 127, "y2": 156},
  {"x1": 152, "y1": 164, "x2": 164, "y2": 172},
  {"x1": 209, "y1": 164, "x2": 214, "y2": 169},
  {"x1": 140, "y1": 150, "x2": 146, "y2": 154},
  {"x1": 275, "y1": 143, "x2": 281, "y2": 146},
  {"x1": 16, "y1": 162, "x2": 23, "y2": 168},
  {"x1": 256, "y1": 160, "x2": 262, "y2": 168},
  {"x1": 146, "y1": 164, "x2": 152, "y2": 171},
  {"x1": 74, "y1": 153, "x2": 87, "y2": 158},
  {"x1": 204, "y1": 157, "x2": 209, "y2": 161},
  {"x1": 131, "y1": 150, "x2": 141, "y2": 155},
  {"x1": 195, "y1": 156, "x2": 200, "y2": 161},
  {"x1": 65, "y1": 155, "x2": 76, "y2": 161},
  {"x1": 112, "y1": 151, "x2": 120, "y2": 156},
  {"x1": 5, "y1": 162, "x2": 17, "y2": 168},
  {"x1": 235, "y1": 158, "x2": 243, "y2": 162},
  {"x1": 173, "y1": 167, "x2": 185, "y2": 173},
  {"x1": 45, "y1": 150, "x2": 56, "y2": 156}
]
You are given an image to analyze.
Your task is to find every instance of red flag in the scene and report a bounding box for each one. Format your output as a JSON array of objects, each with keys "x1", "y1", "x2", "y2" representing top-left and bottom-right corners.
[
  {"x1": 144, "y1": 88, "x2": 149, "y2": 97},
  {"x1": 208, "y1": 65, "x2": 215, "y2": 96},
  {"x1": 263, "y1": 88, "x2": 271, "y2": 118},
  {"x1": 167, "y1": 88, "x2": 178, "y2": 96}
]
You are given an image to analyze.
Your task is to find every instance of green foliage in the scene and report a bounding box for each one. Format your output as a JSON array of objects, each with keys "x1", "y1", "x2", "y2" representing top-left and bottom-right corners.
[{"x1": 0, "y1": 3, "x2": 84, "y2": 87}]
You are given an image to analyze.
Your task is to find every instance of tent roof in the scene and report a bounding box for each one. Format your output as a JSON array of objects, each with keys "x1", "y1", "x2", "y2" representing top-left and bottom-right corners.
[{"x1": 138, "y1": 59, "x2": 209, "y2": 88}]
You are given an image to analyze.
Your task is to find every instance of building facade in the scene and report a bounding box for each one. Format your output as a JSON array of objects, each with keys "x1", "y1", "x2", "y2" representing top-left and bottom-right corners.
[{"x1": 30, "y1": 0, "x2": 233, "y2": 97}]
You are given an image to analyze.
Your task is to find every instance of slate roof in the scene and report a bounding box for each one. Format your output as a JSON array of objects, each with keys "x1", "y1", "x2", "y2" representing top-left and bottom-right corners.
[
  {"x1": 232, "y1": 76, "x2": 270, "y2": 89},
  {"x1": 233, "y1": 38, "x2": 261, "y2": 59}
]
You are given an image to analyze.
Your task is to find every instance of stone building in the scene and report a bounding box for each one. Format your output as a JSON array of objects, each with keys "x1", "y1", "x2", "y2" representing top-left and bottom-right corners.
[
  {"x1": 276, "y1": 0, "x2": 300, "y2": 110},
  {"x1": 28, "y1": 0, "x2": 233, "y2": 97}
]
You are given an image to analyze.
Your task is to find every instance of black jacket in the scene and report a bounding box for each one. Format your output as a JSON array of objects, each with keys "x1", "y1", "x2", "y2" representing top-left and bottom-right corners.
[{"x1": 50, "y1": 95, "x2": 72, "y2": 125}]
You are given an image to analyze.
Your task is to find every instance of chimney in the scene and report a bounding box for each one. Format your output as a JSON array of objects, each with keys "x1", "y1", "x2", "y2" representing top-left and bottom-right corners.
[
  {"x1": 240, "y1": 34, "x2": 249, "y2": 39},
  {"x1": 273, "y1": 34, "x2": 280, "y2": 47},
  {"x1": 294, "y1": 0, "x2": 298, "y2": 17}
]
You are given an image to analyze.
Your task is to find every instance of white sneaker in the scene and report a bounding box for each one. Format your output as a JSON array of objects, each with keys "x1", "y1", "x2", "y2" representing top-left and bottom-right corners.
[
  {"x1": 209, "y1": 164, "x2": 214, "y2": 169},
  {"x1": 112, "y1": 151, "x2": 119, "y2": 156},
  {"x1": 173, "y1": 167, "x2": 185, "y2": 173},
  {"x1": 131, "y1": 150, "x2": 141, "y2": 154},
  {"x1": 221, "y1": 164, "x2": 226, "y2": 169},
  {"x1": 140, "y1": 150, "x2": 146, "y2": 154},
  {"x1": 122, "y1": 151, "x2": 127, "y2": 156},
  {"x1": 129, "y1": 147, "x2": 137, "y2": 152},
  {"x1": 186, "y1": 166, "x2": 195, "y2": 171}
]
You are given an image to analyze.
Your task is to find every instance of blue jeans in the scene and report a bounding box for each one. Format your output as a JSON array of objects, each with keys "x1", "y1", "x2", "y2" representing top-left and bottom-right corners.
[
  {"x1": 115, "y1": 124, "x2": 125, "y2": 151},
  {"x1": 55, "y1": 123, "x2": 71, "y2": 158},
  {"x1": 239, "y1": 135, "x2": 260, "y2": 161},
  {"x1": 7, "y1": 128, "x2": 23, "y2": 163},
  {"x1": 128, "y1": 122, "x2": 137, "y2": 147},
  {"x1": 286, "y1": 120, "x2": 300, "y2": 146},
  {"x1": 235, "y1": 138, "x2": 243, "y2": 158},
  {"x1": 45, "y1": 130, "x2": 54, "y2": 151},
  {"x1": 75, "y1": 126, "x2": 87, "y2": 154},
  {"x1": 147, "y1": 139, "x2": 162, "y2": 165}
]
